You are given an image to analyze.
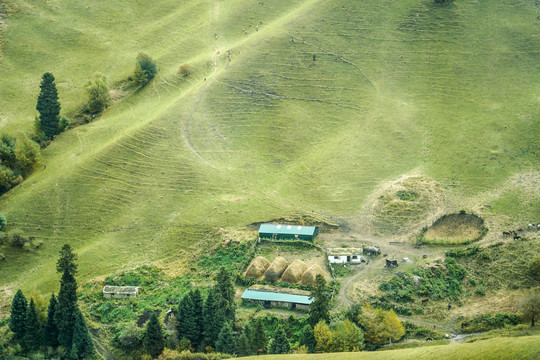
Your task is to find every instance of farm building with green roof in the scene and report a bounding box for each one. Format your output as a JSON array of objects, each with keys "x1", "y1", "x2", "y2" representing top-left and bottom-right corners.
[
  {"x1": 258, "y1": 223, "x2": 318, "y2": 241},
  {"x1": 241, "y1": 287, "x2": 313, "y2": 310}
]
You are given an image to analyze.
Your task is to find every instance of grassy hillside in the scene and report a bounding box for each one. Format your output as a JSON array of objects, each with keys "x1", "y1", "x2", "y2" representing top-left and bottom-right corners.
[
  {"x1": 239, "y1": 335, "x2": 540, "y2": 360},
  {"x1": 0, "y1": 0, "x2": 539, "y2": 312}
]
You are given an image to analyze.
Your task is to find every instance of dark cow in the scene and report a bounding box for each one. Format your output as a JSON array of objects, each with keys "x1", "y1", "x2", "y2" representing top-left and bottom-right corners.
[
  {"x1": 461, "y1": 322, "x2": 469, "y2": 329},
  {"x1": 421, "y1": 298, "x2": 429, "y2": 306}
]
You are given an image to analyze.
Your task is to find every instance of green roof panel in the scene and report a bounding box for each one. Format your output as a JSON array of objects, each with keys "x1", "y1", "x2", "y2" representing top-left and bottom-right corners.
[
  {"x1": 258, "y1": 224, "x2": 317, "y2": 236},
  {"x1": 241, "y1": 289, "x2": 313, "y2": 305}
]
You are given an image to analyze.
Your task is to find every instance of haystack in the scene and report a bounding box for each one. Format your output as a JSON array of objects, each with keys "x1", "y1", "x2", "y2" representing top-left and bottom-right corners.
[
  {"x1": 281, "y1": 259, "x2": 308, "y2": 284},
  {"x1": 245, "y1": 256, "x2": 271, "y2": 279},
  {"x1": 301, "y1": 264, "x2": 327, "y2": 285},
  {"x1": 264, "y1": 257, "x2": 289, "y2": 282}
]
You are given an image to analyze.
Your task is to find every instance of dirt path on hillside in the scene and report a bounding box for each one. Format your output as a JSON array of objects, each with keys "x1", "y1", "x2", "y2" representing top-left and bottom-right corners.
[
  {"x1": 90, "y1": 329, "x2": 117, "y2": 360},
  {"x1": 182, "y1": 50, "x2": 221, "y2": 169}
]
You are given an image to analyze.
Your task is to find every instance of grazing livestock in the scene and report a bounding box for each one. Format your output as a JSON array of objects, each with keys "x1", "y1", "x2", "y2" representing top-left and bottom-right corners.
[
  {"x1": 421, "y1": 298, "x2": 429, "y2": 306},
  {"x1": 461, "y1": 322, "x2": 469, "y2": 329},
  {"x1": 514, "y1": 235, "x2": 521, "y2": 240},
  {"x1": 503, "y1": 231, "x2": 511, "y2": 236}
]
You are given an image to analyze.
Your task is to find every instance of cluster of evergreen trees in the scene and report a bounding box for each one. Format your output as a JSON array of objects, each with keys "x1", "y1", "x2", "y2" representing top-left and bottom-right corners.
[{"x1": 8, "y1": 244, "x2": 94, "y2": 358}]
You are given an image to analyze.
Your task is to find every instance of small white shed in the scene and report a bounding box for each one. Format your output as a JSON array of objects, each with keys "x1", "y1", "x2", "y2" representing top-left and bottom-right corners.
[
  {"x1": 328, "y1": 248, "x2": 364, "y2": 264},
  {"x1": 103, "y1": 286, "x2": 140, "y2": 299}
]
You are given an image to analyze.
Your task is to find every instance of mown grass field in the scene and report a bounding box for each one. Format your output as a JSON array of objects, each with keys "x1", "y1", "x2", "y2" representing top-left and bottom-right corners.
[
  {"x1": 239, "y1": 335, "x2": 540, "y2": 360},
  {"x1": 0, "y1": 0, "x2": 539, "y2": 316}
]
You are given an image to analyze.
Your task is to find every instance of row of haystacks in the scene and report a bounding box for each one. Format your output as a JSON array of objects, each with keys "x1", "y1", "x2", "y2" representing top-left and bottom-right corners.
[{"x1": 245, "y1": 256, "x2": 327, "y2": 285}]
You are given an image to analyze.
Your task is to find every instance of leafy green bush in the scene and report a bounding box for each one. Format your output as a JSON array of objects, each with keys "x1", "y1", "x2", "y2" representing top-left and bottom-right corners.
[
  {"x1": 463, "y1": 313, "x2": 521, "y2": 333},
  {"x1": 402, "y1": 321, "x2": 445, "y2": 340},
  {"x1": 198, "y1": 242, "x2": 254, "y2": 274},
  {"x1": 7, "y1": 229, "x2": 30, "y2": 248},
  {"x1": 133, "y1": 53, "x2": 158, "y2": 87},
  {"x1": 446, "y1": 246, "x2": 479, "y2": 258},
  {"x1": 0, "y1": 213, "x2": 6, "y2": 231},
  {"x1": 379, "y1": 257, "x2": 467, "y2": 304},
  {"x1": 85, "y1": 73, "x2": 111, "y2": 114}
]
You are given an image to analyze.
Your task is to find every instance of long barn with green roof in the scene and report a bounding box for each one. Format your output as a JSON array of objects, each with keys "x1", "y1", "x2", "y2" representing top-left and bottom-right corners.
[{"x1": 258, "y1": 223, "x2": 318, "y2": 241}]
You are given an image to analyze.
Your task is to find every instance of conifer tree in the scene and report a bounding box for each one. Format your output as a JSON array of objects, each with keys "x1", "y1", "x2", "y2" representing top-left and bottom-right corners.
[
  {"x1": 268, "y1": 325, "x2": 290, "y2": 354},
  {"x1": 189, "y1": 288, "x2": 203, "y2": 348},
  {"x1": 177, "y1": 289, "x2": 203, "y2": 349},
  {"x1": 70, "y1": 309, "x2": 94, "y2": 359},
  {"x1": 54, "y1": 268, "x2": 78, "y2": 349},
  {"x1": 250, "y1": 318, "x2": 266, "y2": 352},
  {"x1": 23, "y1": 299, "x2": 42, "y2": 353},
  {"x1": 202, "y1": 288, "x2": 227, "y2": 349},
  {"x1": 215, "y1": 267, "x2": 236, "y2": 321},
  {"x1": 308, "y1": 275, "x2": 331, "y2": 326},
  {"x1": 56, "y1": 244, "x2": 77, "y2": 276},
  {"x1": 236, "y1": 325, "x2": 251, "y2": 356},
  {"x1": 215, "y1": 321, "x2": 236, "y2": 355},
  {"x1": 299, "y1": 324, "x2": 317, "y2": 353},
  {"x1": 144, "y1": 313, "x2": 164, "y2": 358},
  {"x1": 9, "y1": 289, "x2": 28, "y2": 341},
  {"x1": 36, "y1": 72, "x2": 61, "y2": 139},
  {"x1": 42, "y1": 293, "x2": 59, "y2": 347}
]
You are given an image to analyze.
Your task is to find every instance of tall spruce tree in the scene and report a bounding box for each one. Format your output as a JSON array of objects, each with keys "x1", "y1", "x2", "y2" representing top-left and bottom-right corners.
[
  {"x1": 268, "y1": 325, "x2": 290, "y2": 354},
  {"x1": 54, "y1": 268, "x2": 78, "y2": 349},
  {"x1": 36, "y1": 72, "x2": 61, "y2": 139},
  {"x1": 215, "y1": 267, "x2": 236, "y2": 321},
  {"x1": 23, "y1": 299, "x2": 42, "y2": 353},
  {"x1": 144, "y1": 313, "x2": 164, "y2": 358},
  {"x1": 42, "y1": 293, "x2": 59, "y2": 347},
  {"x1": 299, "y1": 324, "x2": 317, "y2": 353},
  {"x1": 56, "y1": 244, "x2": 77, "y2": 276},
  {"x1": 70, "y1": 309, "x2": 94, "y2": 359},
  {"x1": 177, "y1": 289, "x2": 203, "y2": 349},
  {"x1": 250, "y1": 318, "x2": 267, "y2": 352},
  {"x1": 308, "y1": 275, "x2": 331, "y2": 326},
  {"x1": 202, "y1": 288, "x2": 227, "y2": 349},
  {"x1": 189, "y1": 288, "x2": 203, "y2": 348},
  {"x1": 215, "y1": 321, "x2": 236, "y2": 355},
  {"x1": 9, "y1": 289, "x2": 28, "y2": 341},
  {"x1": 236, "y1": 326, "x2": 251, "y2": 356}
]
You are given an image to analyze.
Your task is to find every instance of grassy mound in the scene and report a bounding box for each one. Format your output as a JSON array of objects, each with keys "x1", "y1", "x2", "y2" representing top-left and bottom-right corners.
[
  {"x1": 422, "y1": 213, "x2": 486, "y2": 245},
  {"x1": 366, "y1": 176, "x2": 444, "y2": 235}
]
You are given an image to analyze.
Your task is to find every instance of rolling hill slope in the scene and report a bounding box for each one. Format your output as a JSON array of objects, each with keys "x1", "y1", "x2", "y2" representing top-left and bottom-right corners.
[{"x1": 0, "y1": 0, "x2": 539, "y2": 311}]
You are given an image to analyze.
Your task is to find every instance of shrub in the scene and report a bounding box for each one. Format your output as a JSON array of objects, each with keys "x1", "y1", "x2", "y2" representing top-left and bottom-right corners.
[
  {"x1": 0, "y1": 253, "x2": 5, "y2": 261},
  {"x1": 85, "y1": 73, "x2": 111, "y2": 114},
  {"x1": 446, "y1": 246, "x2": 479, "y2": 258},
  {"x1": 0, "y1": 165, "x2": 15, "y2": 193},
  {"x1": 133, "y1": 53, "x2": 158, "y2": 87},
  {"x1": 463, "y1": 313, "x2": 521, "y2": 333},
  {"x1": 8, "y1": 229, "x2": 30, "y2": 248},
  {"x1": 530, "y1": 255, "x2": 540, "y2": 280},
  {"x1": 0, "y1": 213, "x2": 6, "y2": 231},
  {"x1": 178, "y1": 64, "x2": 192, "y2": 77},
  {"x1": 116, "y1": 322, "x2": 143, "y2": 351},
  {"x1": 14, "y1": 134, "x2": 40, "y2": 175},
  {"x1": 58, "y1": 116, "x2": 70, "y2": 133}
]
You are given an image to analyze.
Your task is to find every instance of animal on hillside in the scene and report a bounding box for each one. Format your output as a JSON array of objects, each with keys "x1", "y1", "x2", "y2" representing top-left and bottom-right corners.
[
  {"x1": 421, "y1": 298, "x2": 429, "y2": 306},
  {"x1": 502, "y1": 231, "x2": 511, "y2": 236},
  {"x1": 514, "y1": 235, "x2": 521, "y2": 240},
  {"x1": 461, "y1": 322, "x2": 469, "y2": 329}
]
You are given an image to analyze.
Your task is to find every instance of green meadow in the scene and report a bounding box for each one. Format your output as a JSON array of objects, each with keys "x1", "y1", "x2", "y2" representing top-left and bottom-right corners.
[
  {"x1": 240, "y1": 335, "x2": 540, "y2": 360},
  {"x1": 0, "y1": 0, "x2": 539, "y2": 315}
]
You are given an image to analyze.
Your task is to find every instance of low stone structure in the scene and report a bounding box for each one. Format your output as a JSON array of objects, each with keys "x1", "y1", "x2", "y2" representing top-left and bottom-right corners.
[{"x1": 103, "y1": 285, "x2": 140, "y2": 299}]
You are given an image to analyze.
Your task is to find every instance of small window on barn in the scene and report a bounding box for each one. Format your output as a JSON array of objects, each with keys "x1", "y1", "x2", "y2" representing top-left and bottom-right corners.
[
  {"x1": 352, "y1": 256, "x2": 358, "y2": 259},
  {"x1": 294, "y1": 234, "x2": 299, "y2": 239},
  {"x1": 334, "y1": 256, "x2": 339, "y2": 260}
]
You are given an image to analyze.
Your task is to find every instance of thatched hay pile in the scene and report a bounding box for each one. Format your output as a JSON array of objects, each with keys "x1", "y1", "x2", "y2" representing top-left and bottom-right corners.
[
  {"x1": 301, "y1": 264, "x2": 327, "y2": 285},
  {"x1": 281, "y1": 259, "x2": 308, "y2": 284},
  {"x1": 245, "y1": 256, "x2": 271, "y2": 279},
  {"x1": 264, "y1": 257, "x2": 288, "y2": 282}
]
